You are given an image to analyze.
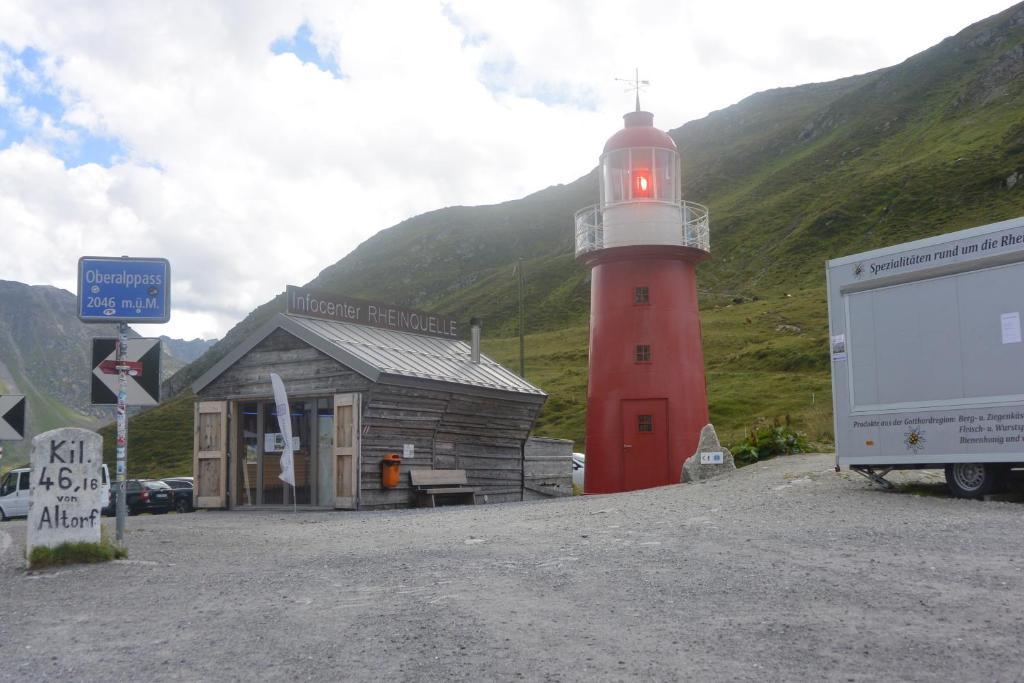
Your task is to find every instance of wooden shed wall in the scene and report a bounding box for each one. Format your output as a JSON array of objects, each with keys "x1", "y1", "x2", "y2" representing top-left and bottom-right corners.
[
  {"x1": 523, "y1": 437, "x2": 573, "y2": 500},
  {"x1": 358, "y1": 382, "x2": 545, "y2": 509},
  {"x1": 199, "y1": 329, "x2": 372, "y2": 399}
]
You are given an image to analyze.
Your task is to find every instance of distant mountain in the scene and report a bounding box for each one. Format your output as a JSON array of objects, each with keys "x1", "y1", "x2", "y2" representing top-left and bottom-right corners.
[
  {"x1": 0, "y1": 280, "x2": 217, "y2": 466},
  {"x1": 165, "y1": 3, "x2": 1024, "y2": 401},
  {"x1": 0, "y1": 280, "x2": 118, "y2": 413},
  {"x1": 159, "y1": 336, "x2": 215, "y2": 364}
]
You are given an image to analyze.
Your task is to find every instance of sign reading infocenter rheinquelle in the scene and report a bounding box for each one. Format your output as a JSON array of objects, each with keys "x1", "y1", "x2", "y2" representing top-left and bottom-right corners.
[
  {"x1": 77, "y1": 256, "x2": 171, "y2": 323},
  {"x1": 286, "y1": 285, "x2": 458, "y2": 340}
]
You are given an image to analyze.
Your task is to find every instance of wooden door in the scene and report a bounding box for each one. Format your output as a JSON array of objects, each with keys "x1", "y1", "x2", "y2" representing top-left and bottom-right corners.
[
  {"x1": 333, "y1": 393, "x2": 360, "y2": 509},
  {"x1": 620, "y1": 399, "x2": 669, "y2": 491},
  {"x1": 194, "y1": 400, "x2": 228, "y2": 508}
]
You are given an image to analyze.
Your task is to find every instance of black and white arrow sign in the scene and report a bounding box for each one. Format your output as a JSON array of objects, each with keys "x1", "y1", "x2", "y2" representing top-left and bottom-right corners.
[
  {"x1": 91, "y1": 338, "x2": 162, "y2": 406},
  {"x1": 0, "y1": 394, "x2": 25, "y2": 440}
]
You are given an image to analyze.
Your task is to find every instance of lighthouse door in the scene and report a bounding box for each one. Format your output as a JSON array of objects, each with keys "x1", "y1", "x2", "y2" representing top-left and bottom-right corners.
[{"x1": 620, "y1": 399, "x2": 669, "y2": 490}]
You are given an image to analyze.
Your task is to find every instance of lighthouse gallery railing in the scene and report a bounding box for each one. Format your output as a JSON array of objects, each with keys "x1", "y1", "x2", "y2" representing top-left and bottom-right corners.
[{"x1": 574, "y1": 200, "x2": 710, "y2": 258}]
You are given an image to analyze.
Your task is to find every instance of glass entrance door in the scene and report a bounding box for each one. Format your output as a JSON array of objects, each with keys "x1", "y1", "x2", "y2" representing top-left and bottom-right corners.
[
  {"x1": 235, "y1": 398, "x2": 334, "y2": 507},
  {"x1": 237, "y1": 402, "x2": 259, "y2": 506},
  {"x1": 262, "y1": 401, "x2": 312, "y2": 505}
]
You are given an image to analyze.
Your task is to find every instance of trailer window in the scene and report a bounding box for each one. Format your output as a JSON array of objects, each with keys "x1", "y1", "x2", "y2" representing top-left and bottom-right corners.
[{"x1": 846, "y1": 260, "x2": 1024, "y2": 409}]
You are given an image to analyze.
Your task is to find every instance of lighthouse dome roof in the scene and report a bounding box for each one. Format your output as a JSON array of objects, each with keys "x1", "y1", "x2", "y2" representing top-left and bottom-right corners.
[{"x1": 603, "y1": 110, "x2": 677, "y2": 154}]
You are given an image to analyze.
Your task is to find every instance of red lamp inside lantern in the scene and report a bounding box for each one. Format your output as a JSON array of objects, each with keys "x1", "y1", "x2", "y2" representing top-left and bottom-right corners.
[{"x1": 632, "y1": 169, "x2": 653, "y2": 198}]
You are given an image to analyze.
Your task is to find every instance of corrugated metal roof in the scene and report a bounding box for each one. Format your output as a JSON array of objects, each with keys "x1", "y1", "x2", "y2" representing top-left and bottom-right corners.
[
  {"x1": 287, "y1": 315, "x2": 544, "y2": 395},
  {"x1": 192, "y1": 313, "x2": 546, "y2": 397}
]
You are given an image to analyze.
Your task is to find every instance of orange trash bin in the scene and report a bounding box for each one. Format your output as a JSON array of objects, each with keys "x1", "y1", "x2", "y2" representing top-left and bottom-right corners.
[{"x1": 381, "y1": 453, "x2": 402, "y2": 489}]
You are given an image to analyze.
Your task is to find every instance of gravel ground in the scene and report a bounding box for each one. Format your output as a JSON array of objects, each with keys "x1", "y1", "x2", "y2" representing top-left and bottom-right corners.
[{"x1": 2, "y1": 453, "x2": 1024, "y2": 682}]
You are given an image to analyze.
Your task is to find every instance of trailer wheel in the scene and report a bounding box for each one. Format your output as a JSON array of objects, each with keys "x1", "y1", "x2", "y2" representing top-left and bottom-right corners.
[{"x1": 945, "y1": 463, "x2": 999, "y2": 499}]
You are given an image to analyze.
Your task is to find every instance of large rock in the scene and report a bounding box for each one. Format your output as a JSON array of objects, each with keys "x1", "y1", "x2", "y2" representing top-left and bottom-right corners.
[{"x1": 681, "y1": 424, "x2": 736, "y2": 483}]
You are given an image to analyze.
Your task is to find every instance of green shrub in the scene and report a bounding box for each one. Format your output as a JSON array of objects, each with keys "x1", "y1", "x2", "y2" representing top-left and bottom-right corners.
[
  {"x1": 28, "y1": 531, "x2": 127, "y2": 568},
  {"x1": 731, "y1": 416, "x2": 810, "y2": 467}
]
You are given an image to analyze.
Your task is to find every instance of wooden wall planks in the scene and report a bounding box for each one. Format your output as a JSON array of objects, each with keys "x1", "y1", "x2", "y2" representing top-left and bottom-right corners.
[
  {"x1": 523, "y1": 437, "x2": 573, "y2": 500},
  {"x1": 201, "y1": 329, "x2": 371, "y2": 400},
  {"x1": 357, "y1": 379, "x2": 543, "y2": 509}
]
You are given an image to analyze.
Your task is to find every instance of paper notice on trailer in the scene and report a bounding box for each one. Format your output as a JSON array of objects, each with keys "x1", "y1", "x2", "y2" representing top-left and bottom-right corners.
[{"x1": 1001, "y1": 312, "x2": 1022, "y2": 344}]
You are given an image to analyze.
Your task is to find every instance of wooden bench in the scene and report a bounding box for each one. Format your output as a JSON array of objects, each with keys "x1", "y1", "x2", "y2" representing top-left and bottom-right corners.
[{"x1": 409, "y1": 469, "x2": 478, "y2": 508}]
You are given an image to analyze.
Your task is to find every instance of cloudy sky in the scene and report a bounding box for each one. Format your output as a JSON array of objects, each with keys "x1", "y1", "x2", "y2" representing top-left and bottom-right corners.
[{"x1": 0, "y1": 1, "x2": 1014, "y2": 340}]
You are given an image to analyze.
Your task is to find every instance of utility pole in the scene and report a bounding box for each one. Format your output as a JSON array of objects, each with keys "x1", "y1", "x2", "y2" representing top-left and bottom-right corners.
[{"x1": 516, "y1": 259, "x2": 525, "y2": 378}]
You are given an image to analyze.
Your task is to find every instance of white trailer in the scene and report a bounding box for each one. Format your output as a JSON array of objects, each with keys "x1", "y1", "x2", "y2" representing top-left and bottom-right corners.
[{"x1": 827, "y1": 215, "x2": 1024, "y2": 497}]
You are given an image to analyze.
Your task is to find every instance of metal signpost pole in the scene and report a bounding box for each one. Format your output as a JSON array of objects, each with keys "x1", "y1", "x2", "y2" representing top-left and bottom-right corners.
[
  {"x1": 77, "y1": 256, "x2": 171, "y2": 546},
  {"x1": 115, "y1": 321, "x2": 129, "y2": 543}
]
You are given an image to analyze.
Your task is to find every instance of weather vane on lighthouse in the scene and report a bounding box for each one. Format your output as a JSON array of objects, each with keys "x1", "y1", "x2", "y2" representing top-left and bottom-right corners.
[{"x1": 615, "y1": 68, "x2": 649, "y2": 112}]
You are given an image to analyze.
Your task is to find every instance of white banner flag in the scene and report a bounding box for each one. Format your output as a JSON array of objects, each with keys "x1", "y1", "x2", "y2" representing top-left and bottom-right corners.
[{"x1": 270, "y1": 373, "x2": 295, "y2": 486}]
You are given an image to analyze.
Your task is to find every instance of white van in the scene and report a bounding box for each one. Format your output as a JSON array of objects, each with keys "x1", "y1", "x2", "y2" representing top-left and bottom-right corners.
[
  {"x1": 0, "y1": 464, "x2": 109, "y2": 520},
  {"x1": 0, "y1": 467, "x2": 30, "y2": 519}
]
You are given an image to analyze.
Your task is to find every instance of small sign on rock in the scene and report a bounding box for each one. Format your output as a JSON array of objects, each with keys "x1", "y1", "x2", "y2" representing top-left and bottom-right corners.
[{"x1": 27, "y1": 428, "x2": 104, "y2": 557}]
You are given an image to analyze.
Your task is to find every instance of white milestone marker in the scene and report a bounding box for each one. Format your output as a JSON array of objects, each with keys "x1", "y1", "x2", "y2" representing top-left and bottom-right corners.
[{"x1": 27, "y1": 428, "x2": 104, "y2": 557}]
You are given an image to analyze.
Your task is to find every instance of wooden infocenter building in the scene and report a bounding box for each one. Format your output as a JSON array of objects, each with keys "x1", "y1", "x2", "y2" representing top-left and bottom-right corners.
[{"x1": 190, "y1": 285, "x2": 560, "y2": 510}]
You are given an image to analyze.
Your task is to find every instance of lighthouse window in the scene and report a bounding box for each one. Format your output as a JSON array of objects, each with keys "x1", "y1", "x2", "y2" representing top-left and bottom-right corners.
[
  {"x1": 654, "y1": 148, "x2": 678, "y2": 202},
  {"x1": 638, "y1": 415, "x2": 654, "y2": 432},
  {"x1": 635, "y1": 344, "x2": 651, "y2": 362},
  {"x1": 634, "y1": 287, "x2": 649, "y2": 304},
  {"x1": 602, "y1": 149, "x2": 630, "y2": 204}
]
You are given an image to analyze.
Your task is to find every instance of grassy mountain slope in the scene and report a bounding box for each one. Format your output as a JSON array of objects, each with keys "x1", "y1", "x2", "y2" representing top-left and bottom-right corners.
[
  {"x1": 131, "y1": 5, "x2": 1024, "y2": 478},
  {"x1": 98, "y1": 391, "x2": 195, "y2": 479},
  {"x1": 688, "y1": 9, "x2": 1024, "y2": 293}
]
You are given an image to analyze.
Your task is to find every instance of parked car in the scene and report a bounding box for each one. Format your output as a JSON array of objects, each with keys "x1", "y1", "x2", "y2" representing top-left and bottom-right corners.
[
  {"x1": 2, "y1": 464, "x2": 110, "y2": 519},
  {"x1": 161, "y1": 477, "x2": 195, "y2": 513},
  {"x1": 0, "y1": 467, "x2": 31, "y2": 520},
  {"x1": 102, "y1": 485, "x2": 116, "y2": 516},
  {"x1": 572, "y1": 453, "x2": 585, "y2": 490},
  {"x1": 103, "y1": 479, "x2": 173, "y2": 515}
]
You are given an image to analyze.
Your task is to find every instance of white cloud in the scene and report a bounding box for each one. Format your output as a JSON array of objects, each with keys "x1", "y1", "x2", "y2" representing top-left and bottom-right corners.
[{"x1": 0, "y1": 0, "x2": 1014, "y2": 339}]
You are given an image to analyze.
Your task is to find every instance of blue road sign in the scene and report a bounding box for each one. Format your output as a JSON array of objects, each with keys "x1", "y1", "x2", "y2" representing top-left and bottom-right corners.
[{"x1": 77, "y1": 256, "x2": 171, "y2": 323}]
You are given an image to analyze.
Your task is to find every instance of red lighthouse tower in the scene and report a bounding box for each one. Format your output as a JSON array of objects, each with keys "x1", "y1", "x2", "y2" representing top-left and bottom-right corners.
[{"x1": 575, "y1": 106, "x2": 710, "y2": 494}]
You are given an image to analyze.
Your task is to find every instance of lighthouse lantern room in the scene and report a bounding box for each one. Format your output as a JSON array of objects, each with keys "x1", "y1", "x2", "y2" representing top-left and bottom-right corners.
[{"x1": 575, "y1": 105, "x2": 710, "y2": 494}]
